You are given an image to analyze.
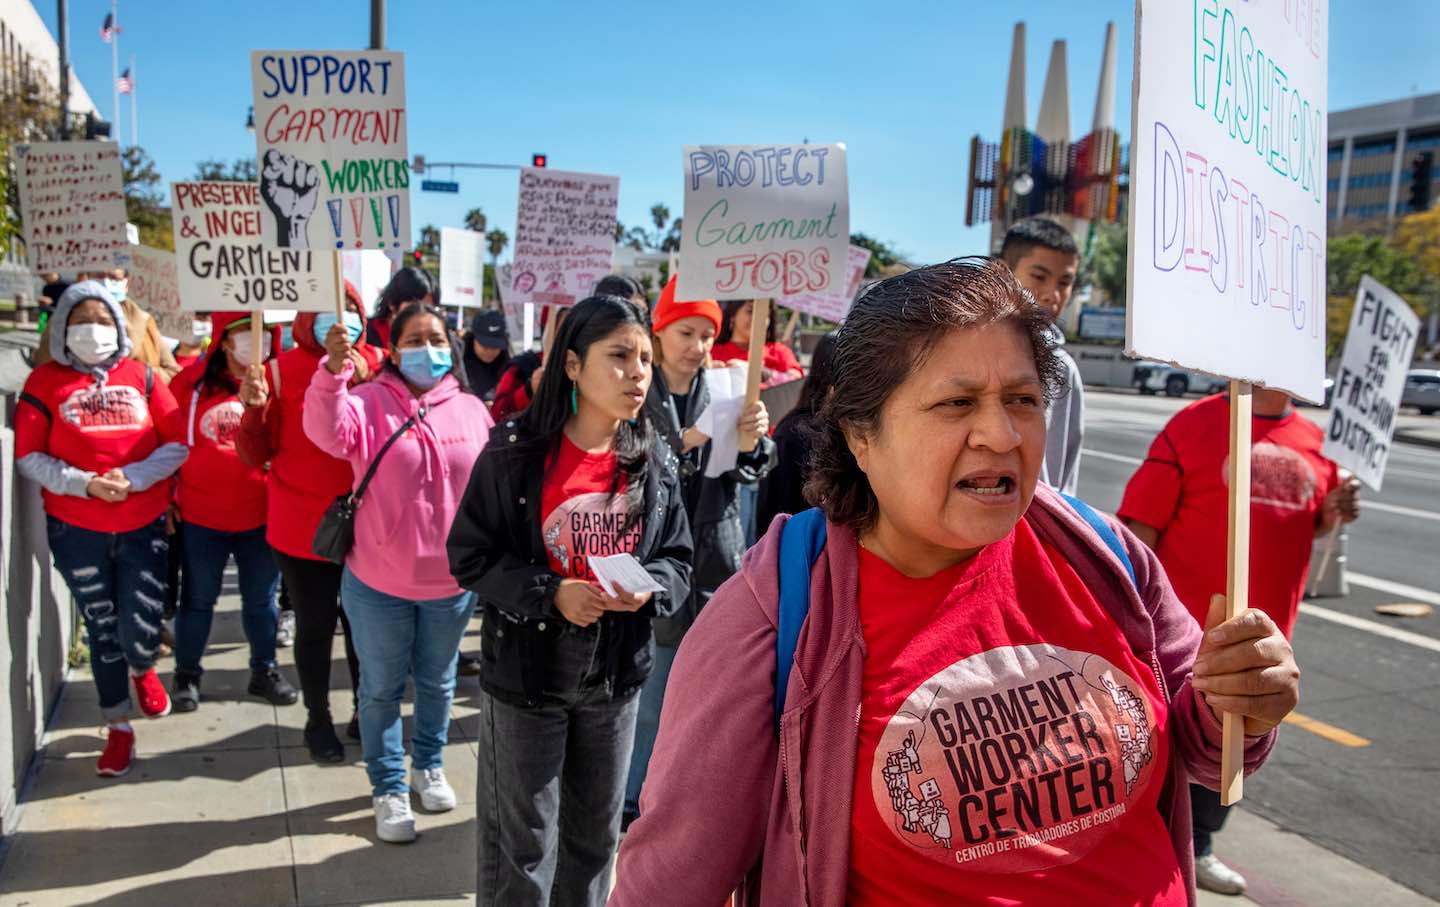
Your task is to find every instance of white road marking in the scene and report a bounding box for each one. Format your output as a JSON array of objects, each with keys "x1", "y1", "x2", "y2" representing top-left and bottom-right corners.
[
  {"x1": 1346, "y1": 572, "x2": 1440, "y2": 608},
  {"x1": 1361, "y1": 500, "x2": 1440, "y2": 523},
  {"x1": 1299, "y1": 602, "x2": 1440, "y2": 655},
  {"x1": 1082, "y1": 448, "x2": 1143, "y2": 466}
]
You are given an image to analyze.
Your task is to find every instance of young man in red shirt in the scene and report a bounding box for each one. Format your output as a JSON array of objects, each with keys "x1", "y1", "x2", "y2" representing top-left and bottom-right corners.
[{"x1": 1118, "y1": 387, "x2": 1359, "y2": 894}]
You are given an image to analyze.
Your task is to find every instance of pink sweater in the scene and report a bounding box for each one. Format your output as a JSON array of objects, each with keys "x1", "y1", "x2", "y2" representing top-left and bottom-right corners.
[
  {"x1": 303, "y1": 362, "x2": 493, "y2": 600},
  {"x1": 610, "y1": 484, "x2": 1277, "y2": 907}
]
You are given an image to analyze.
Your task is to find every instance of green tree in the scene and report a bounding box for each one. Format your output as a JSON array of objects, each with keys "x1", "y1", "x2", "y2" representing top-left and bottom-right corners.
[
  {"x1": 464, "y1": 208, "x2": 487, "y2": 234},
  {"x1": 1326, "y1": 232, "x2": 1436, "y2": 358},
  {"x1": 122, "y1": 146, "x2": 173, "y2": 251},
  {"x1": 485, "y1": 228, "x2": 508, "y2": 264},
  {"x1": 650, "y1": 204, "x2": 670, "y2": 233},
  {"x1": 849, "y1": 232, "x2": 899, "y2": 277},
  {"x1": 192, "y1": 157, "x2": 256, "y2": 182},
  {"x1": 1086, "y1": 220, "x2": 1128, "y2": 306},
  {"x1": 1, "y1": 72, "x2": 62, "y2": 257}
]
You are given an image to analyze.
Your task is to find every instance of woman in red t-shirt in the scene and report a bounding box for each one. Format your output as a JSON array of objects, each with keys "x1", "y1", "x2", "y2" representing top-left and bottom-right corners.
[
  {"x1": 169, "y1": 312, "x2": 298, "y2": 714},
  {"x1": 15, "y1": 282, "x2": 189, "y2": 779},
  {"x1": 710, "y1": 298, "x2": 805, "y2": 385}
]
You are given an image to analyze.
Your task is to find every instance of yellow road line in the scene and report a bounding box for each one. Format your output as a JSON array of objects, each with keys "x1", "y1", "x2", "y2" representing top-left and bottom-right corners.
[{"x1": 1282, "y1": 711, "x2": 1371, "y2": 747}]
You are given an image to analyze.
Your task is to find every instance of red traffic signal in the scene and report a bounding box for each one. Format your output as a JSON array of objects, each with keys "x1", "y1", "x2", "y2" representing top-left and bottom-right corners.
[
  {"x1": 413, "y1": 249, "x2": 423, "y2": 263},
  {"x1": 532, "y1": 153, "x2": 547, "y2": 168}
]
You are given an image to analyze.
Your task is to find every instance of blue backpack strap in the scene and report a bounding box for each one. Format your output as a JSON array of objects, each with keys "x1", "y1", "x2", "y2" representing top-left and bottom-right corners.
[
  {"x1": 775, "y1": 507, "x2": 827, "y2": 732},
  {"x1": 1060, "y1": 493, "x2": 1137, "y2": 588}
]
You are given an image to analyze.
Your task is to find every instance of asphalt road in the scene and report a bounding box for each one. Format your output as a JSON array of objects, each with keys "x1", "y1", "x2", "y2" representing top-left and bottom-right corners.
[{"x1": 1079, "y1": 388, "x2": 1440, "y2": 900}]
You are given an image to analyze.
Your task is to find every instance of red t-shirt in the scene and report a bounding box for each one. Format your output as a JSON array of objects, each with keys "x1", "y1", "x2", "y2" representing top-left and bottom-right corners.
[
  {"x1": 174, "y1": 351, "x2": 203, "y2": 370},
  {"x1": 15, "y1": 359, "x2": 183, "y2": 532},
  {"x1": 540, "y1": 436, "x2": 639, "y2": 582},
  {"x1": 710, "y1": 340, "x2": 804, "y2": 381},
  {"x1": 173, "y1": 364, "x2": 268, "y2": 532},
  {"x1": 847, "y1": 521, "x2": 1184, "y2": 907},
  {"x1": 1118, "y1": 395, "x2": 1338, "y2": 638}
]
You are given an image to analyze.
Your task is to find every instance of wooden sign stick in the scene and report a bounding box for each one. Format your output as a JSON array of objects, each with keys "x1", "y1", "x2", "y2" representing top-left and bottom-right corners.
[
  {"x1": 739, "y1": 298, "x2": 771, "y2": 453},
  {"x1": 333, "y1": 251, "x2": 346, "y2": 320},
  {"x1": 1221, "y1": 380, "x2": 1252, "y2": 805},
  {"x1": 251, "y1": 305, "x2": 264, "y2": 367}
]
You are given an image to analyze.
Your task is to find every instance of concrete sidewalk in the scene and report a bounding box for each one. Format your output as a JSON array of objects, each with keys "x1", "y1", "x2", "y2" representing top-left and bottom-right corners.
[{"x1": 0, "y1": 590, "x2": 1434, "y2": 907}]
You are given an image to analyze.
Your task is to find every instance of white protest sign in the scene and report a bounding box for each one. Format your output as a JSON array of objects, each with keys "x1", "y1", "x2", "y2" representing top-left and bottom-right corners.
[
  {"x1": 171, "y1": 181, "x2": 337, "y2": 312},
  {"x1": 1127, "y1": 1, "x2": 1327, "y2": 402},
  {"x1": 11, "y1": 141, "x2": 129, "y2": 272},
  {"x1": 251, "y1": 50, "x2": 409, "y2": 250},
  {"x1": 341, "y1": 249, "x2": 395, "y2": 314},
  {"x1": 126, "y1": 245, "x2": 188, "y2": 338},
  {"x1": 441, "y1": 227, "x2": 485, "y2": 313},
  {"x1": 510, "y1": 169, "x2": 619, "y2": 307},
  {"x1": 777, "y1": 243, "x2": 870, "y2": 322},
  {"x1": 679, "y1": 143, "x2": 848, "y2": 301},
  {"x1": 1323, "y1": 277, "x2": 1420, "y2": 491}
]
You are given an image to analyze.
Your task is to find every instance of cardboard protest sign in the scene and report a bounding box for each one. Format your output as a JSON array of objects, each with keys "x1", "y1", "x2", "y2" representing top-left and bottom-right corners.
[
  {"x1": 1127, "y1": 1, "x2": 1327, "y2": 403},
  {"x1": 251, "y1": 50, "x2": 409, "y2": 250},
  {"x1": 510, "y1": 169, "x2": 619, "y2": 307},
  {"x1": 342, "y1": 249, "x2": 396, "y2": 313},
  {"x1": 777, "y1": 243, "x2": 870, "y2": 322},
  {"x1": 126, "y1": 245, "x2": 188, "y2": 337},
  {"x1": 171, "y1": 181, "x2": 337, "y2": 312},
  {"x1": 1323, "y1": 277, "x2": 1419, "y2": 490},
  {"x1": 441, "y1": 227, "x2": 485, "y2": 313},
  {"x1": 11, "y1": 141, "x2": 129, "y2": 272},
  {"x1": 679, "y1": 143, "x2": 848, "y2": 301}
]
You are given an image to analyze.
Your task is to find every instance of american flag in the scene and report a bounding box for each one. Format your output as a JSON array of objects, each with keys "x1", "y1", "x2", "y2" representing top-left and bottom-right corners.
[
  {"x1": 116, "y1": 68, "x2": 133, "y2": 94},
  {"x1": 100, "y1": 12, "x2": 119, "y2": 42}
]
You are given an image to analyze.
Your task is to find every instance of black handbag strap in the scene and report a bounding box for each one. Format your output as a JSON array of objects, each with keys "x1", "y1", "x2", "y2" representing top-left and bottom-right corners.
[{"x1": 350, "y1": 405, "x2": 427, "y2": 505}]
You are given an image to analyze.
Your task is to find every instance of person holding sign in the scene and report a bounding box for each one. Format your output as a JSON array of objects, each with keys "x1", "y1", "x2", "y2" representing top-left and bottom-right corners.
[
  {"x1": 711, "y1": 299, "x2": 804, "y2": 385},
  {"x1": 612, "y1": 261, "x2": 1295, "y2": 906},
  {"x1": 237, "y1": 283, "x2": 385, "y2": 763},
  {"x1": 623, "y1": 275, "x2": 773, "y2": 828},
  {"x1": 447, "y1": 295, "x2": 692, "y2": 906},
  {"x1": 14, "y1": 282, "x2": 188, "y2": 778},
  {"x1": 303, "y1": 302, "x2": 492, "y2": 844},
  {"x1": 170, "y1": 313, "x2": 298, "y2": 713},
  {"x1": 1118, "y1": 389, "x2": 1359, "y2": 895}
]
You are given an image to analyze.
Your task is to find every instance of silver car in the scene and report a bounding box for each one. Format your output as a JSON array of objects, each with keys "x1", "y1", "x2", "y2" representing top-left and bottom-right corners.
[{"x1": 1401, "y1": 369, "x2": 1440, "y2": 416}]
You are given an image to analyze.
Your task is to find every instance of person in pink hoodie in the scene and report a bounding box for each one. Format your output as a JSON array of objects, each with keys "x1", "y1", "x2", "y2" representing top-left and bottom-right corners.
[
  {"x1": 303, "y1": 301, "x2": 493, "y2": 845},
  {"x1": 611, "y1": 260, "x2": 1298, "y2": 907}
]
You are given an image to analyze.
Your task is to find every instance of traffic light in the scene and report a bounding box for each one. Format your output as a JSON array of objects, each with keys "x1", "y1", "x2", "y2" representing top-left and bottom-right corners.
[
  {"x1": 1408, "y1": 151, "x2": 1434, "y2": 212},
  {"x1": 84, "y1": 112, "x2": 111, "y2": 140},
  {"x1": 413, "y1": 249, "x2": 423, "y2": 264},
  {"x1": 532, "y1": 153, "x2": 547, "y2": 168}
]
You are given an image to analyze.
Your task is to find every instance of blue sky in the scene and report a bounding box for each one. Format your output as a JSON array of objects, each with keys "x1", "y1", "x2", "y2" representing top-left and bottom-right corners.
[{"x1": 41, "y1": 0, "x2": 1440, "y2": 265}]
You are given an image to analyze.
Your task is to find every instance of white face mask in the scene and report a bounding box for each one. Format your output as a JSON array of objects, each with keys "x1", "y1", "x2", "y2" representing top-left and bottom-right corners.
[
  {"x1": 229, "y1": 331, "x2": 272, "y2": 368},
  {"x1": 67, "y1": 323, "x2": 120, "y2": 365}
]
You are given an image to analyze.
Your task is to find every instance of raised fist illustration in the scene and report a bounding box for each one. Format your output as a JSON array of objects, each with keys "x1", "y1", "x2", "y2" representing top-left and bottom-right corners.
[{"x1": 260, "y1": 149, "x2": 320, "y2": 247}]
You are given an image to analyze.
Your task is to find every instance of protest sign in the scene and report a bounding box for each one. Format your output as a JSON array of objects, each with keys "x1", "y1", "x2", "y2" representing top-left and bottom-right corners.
[
  {"x1": 1127, "y1": 1, "x2": 1327, "y2": 403},
  {"x1": 126, "y1": 245, "x2": 188, "y2": 338},
  {"x1": 777, "y1": 243, "x2": 870, "y2": 322},
  {"x1": 11, "y1": 141, "x2": 129, "y2": 272},
  {"x1": 341, "y1": 249, "x2": 395, "y2": 313},
  {"x1": 510, "y1": 169, "x2": 619, "y2": 307},
  {"x1": 250, "y1": 50, "x2": 409, "y2": 250},
  {"x1": 679, "y1": 143, "x2": 848, "y2": 301},
  {"x1": 1323, "y1": 276, "x2": 1419, "y2": 491},
  {"x1": 171, "y1": 181, "x2": 337, "y2": 312},
  {"x1": 441, "y1": 227, "x2": 485, "y2": 315}
]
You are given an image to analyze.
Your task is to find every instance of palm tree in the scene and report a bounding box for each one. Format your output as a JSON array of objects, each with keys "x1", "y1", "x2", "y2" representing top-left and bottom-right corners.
[
  {"x1": 485, "y1": 228, "x2": 508, "y2": 265},
  {"x1": 418, "y1": 224, "x2": 441, "y2": 257},
  {"x1": 464, "y1": 208, "x2": 487, "y2": 234},
  {"x1": 650, "y1": 203, "x2": 670, "y2": 235}
]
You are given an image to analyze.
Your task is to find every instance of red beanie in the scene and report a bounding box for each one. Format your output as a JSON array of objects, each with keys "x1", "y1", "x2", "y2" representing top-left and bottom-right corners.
[{"x1": 653, "y1": 274, "x2": 721, "y2": 334}]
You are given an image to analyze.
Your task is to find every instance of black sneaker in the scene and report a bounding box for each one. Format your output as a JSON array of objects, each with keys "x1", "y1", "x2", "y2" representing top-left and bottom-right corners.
[
  {"x1": 346, "y1": 713, "x2": 361, "y2": 741},
  {"x1": 171, "y1": 672, "x2": 201, "y2": 713},
  {"x1": 304, "y1": 714, "x2": 346, "y2": 764},
  {"x1": 457, "y1": 653, "x2": 481, "y2": 676},
  {"x1": 248, "y1": 667, "x2": 299, "y2": 706}
]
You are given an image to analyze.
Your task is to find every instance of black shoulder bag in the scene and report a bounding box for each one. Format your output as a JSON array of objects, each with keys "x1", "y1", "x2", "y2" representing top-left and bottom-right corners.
[{"x1": 312, "y1": 405, "x2": 427, "y2": 564}]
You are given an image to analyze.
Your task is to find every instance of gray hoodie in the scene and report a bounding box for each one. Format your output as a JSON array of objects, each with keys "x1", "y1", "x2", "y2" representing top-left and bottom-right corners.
[{"x1": 1041, "y1": 325, "x2": 1085, "y2": 496}]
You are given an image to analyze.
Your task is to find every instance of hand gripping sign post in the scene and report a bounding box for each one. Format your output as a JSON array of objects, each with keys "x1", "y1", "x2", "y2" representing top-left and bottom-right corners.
[
  {"x1": 1129, "y1": 0, "x2": 1328, "y2": 803},
  {"x1": 251, "y1": 50, "x2": 409, "y2": 322}
]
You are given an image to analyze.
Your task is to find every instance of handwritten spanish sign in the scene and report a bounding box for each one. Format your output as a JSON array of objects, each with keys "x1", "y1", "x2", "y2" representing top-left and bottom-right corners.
[
  {"x1": 679, "y1": 143, "x2": 849, "y2": 301},
  {"x1": 11, "y1": 141, "x2": 129, "y2": 272},
  {"x1": 126, "y1": 245, "x2": 188, "y2": 337},
  {"x1": 250, "y1": 50, "x2": 409, "y2": 250},
  {"x1": 777, "y1": 243, "x2": 870, "y2": 323},
  {"x1": 510, "y1": 168, "x2": 619, "y2": 307},
  {"x1": 1127, "y1": 1, "x2": 1327, "y2": 402},
  {"x1": 1323, "y1": 277, "x2": 1419, "y2": 491},
  {"x1": 441, "y1": 227, "x2": 485, "y2": 312},
  {"x1": 171, "y1": 181, "x2": 335, "y2": 312}
]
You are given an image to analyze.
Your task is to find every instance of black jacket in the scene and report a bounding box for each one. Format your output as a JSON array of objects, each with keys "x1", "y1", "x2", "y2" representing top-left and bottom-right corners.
[
  {"x1": 446, "y1": 418, "x2": 693, "y2": 707},
  {"x1": 756, "y1": 407, "x2": 816, "y2": 532},
  {"x1": 645, "y1": 368, "x2": 774, "y2": 648}
]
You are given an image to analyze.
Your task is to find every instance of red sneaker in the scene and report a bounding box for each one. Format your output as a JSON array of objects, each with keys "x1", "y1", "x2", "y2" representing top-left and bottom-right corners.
[
  {"x1": 96, "y1": 726, "x2": 135, "y2": 777},
  {"x1": 132, "y1": 669, "x2": 172, "y2": 719}
]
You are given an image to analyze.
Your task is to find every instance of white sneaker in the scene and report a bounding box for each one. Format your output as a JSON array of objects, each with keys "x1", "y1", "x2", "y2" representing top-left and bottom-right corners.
[
  {"x1": 373, "y1": 793, "x2": 416, "y2": 843},
  {"x1": 1195, "y1": 854, "x2": 1247, "y2": 895},
  {"x1": 412, "y1": 766, "x2": 456, "y2": 812},
  {"x1": 276, "y1": 610, "x2": 295, "y2": 648}
]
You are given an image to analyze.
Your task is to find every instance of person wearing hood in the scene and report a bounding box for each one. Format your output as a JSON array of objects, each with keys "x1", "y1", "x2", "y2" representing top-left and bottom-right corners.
[
  {"x1": 169, "y1": 312, "x2": 299, "y2": 713},
  {"x1": 462, "y1": 309, "x2": 511, "y2": 403},
  {"x1": 31, "y1": 269, "x2": 182, "y2": 381},
  {"x1": 303, "y1": 301, "x2": 492, "y2": 843},
  {"x1": 622, "y1": 275, "x2": 773, "y2": 827},
  {"x1": 15, "y1": 281, "x2": 188, "y2": 778},
  {"x1": 237, "y1": 281, "x2": 385, "y2": 763}
]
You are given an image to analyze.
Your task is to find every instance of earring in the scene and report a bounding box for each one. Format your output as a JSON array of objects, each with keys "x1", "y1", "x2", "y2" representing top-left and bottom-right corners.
[{"x1": 570, "y1": 386, "x2": 578, "y2": 414}]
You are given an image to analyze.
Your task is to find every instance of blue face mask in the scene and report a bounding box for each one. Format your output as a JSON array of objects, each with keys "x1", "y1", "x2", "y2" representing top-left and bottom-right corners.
[
  {"x1": 397, "y1": 345, "x2": 453, "y2": 389},
  {"x1": 313, "y1": 312, "x2": 363, "y2": 347}
]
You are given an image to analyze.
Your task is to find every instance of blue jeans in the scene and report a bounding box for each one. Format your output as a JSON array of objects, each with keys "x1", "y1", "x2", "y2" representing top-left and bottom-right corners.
[
  {"x1": 623, "y1": 642, "x2": 678, "y2": 816},
  {"x1": 46, "y1": 515, "x2": 168, "y2": 720},
  {"x1": 340, "y1": 568, "x2": 475, "y2": 796},
  {"x1": 174, "y1": 522, "x2": 280, "y2": 676}
]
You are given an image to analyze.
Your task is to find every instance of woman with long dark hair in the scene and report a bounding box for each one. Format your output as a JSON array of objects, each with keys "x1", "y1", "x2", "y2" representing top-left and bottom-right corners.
[
  {"x1": 756, "y1": 330, "x2": 839, "y2": 531},
  {"x1": 447, "y1": 295, "x2": 692, "y2": 906},
  {"x1": 710, "y1": 298, "x2": 805, "y2": 384}
]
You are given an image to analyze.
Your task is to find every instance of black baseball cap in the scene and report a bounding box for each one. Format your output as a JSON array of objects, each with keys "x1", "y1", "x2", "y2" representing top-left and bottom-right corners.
[{"x1": 470, "y1": 309, "x2": 509, "y2": 349}]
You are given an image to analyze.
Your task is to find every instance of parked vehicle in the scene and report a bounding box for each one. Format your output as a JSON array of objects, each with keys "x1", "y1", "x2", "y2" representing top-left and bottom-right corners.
[
  {"x1": 1132, "y1": 361, "x2": 1225, "y2": 397},
  {"x1": 1402, "y1": 369, "x2": 1440, "y2": 415}
]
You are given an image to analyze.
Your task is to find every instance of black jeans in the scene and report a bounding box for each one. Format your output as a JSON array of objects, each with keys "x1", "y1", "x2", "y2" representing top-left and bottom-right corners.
[
  {"x1": 1191, "y1": 782, "x2": 1230, "y2": 856},
  {"x1": 272, "y1": 549, "x2": 359, "y2": 717}
]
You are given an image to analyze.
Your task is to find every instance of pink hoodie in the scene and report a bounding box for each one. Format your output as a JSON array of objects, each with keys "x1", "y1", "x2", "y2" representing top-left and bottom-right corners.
[
  {"x1": 303, "y1": 361, "x2": 493, "y2": 600},
  {"x1": 610, "y1": 484, "x2": 1277, "y2": 907}
]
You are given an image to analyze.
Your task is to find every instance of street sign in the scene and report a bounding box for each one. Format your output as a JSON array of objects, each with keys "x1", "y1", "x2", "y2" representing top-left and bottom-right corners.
[{"x1": 422, "y1": 180, "x2": 460, "y2": 193}]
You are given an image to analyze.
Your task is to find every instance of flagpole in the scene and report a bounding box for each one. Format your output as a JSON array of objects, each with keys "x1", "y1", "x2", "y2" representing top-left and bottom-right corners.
[
  {"x1": 111, "y1": 0, "x2": 119, "y2": 145},
  {"x1": 130, "y1": 54, "x2": 137, "y2": 147}
]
